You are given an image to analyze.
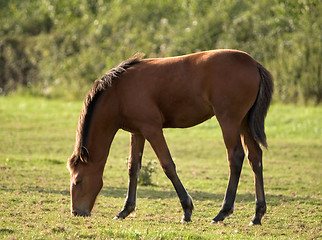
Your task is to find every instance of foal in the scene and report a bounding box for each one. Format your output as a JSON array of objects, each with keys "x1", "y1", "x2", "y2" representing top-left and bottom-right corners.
[{"x1": 67, "y1": 49, "x2": 273, "y2": 225}]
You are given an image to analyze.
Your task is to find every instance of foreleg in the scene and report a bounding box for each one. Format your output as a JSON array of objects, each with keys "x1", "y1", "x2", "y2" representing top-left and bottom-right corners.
[{"x1": 115, "y1": 133, "x2": 145, "y2": 219}]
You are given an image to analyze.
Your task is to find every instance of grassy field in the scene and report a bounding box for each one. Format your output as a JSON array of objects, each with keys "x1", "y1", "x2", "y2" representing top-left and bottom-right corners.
[{"x1": 0, "y1": 96, "x2": 321, "y2": 239}]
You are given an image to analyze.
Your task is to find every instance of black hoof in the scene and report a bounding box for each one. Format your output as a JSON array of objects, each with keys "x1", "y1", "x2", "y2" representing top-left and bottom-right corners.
[
  {"x1": 250, "y1": 202, "x2": 266, "y2": 225},
  {"x1": 212, "y1": 208, "x2": 233, "y2": 223},
  {"x1": 212, "y1": 214, "x2": 225, "y2": 223},
  {"x1": 115, "y1": 210, "x2": 131, "y2": 219},
  {"x1": 181, "y1": 208, "x2": 193, "y2": 223},
  {"x1": 181, "y1": 216, "x2": 191, "y2": 223},
  {"x1": 249, "y1": 216, "x2": 262, "y2": 225},
  {"x1": 180, "y1": 195, "x2": 194, "y2": 223},
  {"x1": 115, "y1": 204, "x2": 135, "y2": 219},
  {"x1": 181, "y1": 211, "x2": 192, "y2": 223}
]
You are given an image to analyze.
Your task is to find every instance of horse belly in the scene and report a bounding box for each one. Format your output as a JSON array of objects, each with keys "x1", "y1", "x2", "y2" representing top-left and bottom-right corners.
[{"x1": 160, "y1": 97, "x2": 215, "y2": 128}]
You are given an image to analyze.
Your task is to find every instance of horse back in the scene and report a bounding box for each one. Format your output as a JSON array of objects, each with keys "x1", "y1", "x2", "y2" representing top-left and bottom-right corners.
[{"x1": 115, "y1": 50, "x2": 260, "y2": 130}]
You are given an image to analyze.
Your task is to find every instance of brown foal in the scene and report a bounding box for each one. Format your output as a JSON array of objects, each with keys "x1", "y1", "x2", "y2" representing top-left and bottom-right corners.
[{"x1": 67, "y1": 49, "x2": 273, "y2": 225}]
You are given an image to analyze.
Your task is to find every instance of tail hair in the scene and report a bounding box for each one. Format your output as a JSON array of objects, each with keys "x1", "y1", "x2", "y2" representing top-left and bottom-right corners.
[{"x1": 248, "y1": 64, "x2": 274, "y2": 148}]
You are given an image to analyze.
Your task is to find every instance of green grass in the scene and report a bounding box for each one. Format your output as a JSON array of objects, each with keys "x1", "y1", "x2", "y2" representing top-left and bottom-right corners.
[{"x1": 0, "y1": 96, "x2": 321, "y2": 239}]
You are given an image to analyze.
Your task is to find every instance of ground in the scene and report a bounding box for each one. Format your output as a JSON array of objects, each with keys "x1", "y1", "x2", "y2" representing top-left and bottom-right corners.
[{"x1": 0, "y1": 96, "x2": 321, "y2": 239}]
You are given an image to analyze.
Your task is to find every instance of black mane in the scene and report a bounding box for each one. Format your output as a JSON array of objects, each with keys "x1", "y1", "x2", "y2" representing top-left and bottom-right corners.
[{"x1": 73, "y1": 55, "x2": 143, "y2": 161}]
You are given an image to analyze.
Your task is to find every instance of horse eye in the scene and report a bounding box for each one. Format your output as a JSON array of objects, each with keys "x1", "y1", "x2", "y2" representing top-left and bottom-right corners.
[
  {"x1": 75, "y1": 178, "x2": 82, "y2": 185},
  {"x1": 73, "y1": 159, "x2": 79, "y2": 166}
]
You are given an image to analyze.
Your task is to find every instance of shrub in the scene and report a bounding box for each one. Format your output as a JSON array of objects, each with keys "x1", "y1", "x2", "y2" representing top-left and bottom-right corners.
[{"x1": 138, "y1": 160, "x2": 157, "y2": 186}]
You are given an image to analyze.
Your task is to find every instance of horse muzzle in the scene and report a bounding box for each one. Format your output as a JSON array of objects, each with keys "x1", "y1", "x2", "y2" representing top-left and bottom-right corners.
[{"x1": 71, "y1": 209, "x2": 91, "y2": 217}]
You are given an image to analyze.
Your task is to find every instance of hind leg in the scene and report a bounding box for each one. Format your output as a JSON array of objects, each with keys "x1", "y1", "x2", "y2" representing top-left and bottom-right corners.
[
  {"x1": 213, "y1": 123, "x2": 245, "y2": 223},
  {"x1": 241, "y1": 125, "x2": 266, "y2": 225}
]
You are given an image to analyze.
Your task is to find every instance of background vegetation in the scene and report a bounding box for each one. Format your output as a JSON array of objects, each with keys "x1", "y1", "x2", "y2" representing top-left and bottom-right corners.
[{"x1": 0, "y1": 0, "x2": 321, "y2": 103}]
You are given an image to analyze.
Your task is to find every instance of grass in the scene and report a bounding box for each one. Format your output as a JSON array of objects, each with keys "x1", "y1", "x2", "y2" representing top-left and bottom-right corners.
[{"x1": 0, "y1": 96, "x2": 321, "y2": 239}]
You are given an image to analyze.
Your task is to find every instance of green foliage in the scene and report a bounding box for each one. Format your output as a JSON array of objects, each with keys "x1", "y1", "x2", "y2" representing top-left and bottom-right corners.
[
  {"x1": 0, "y1": 0, "x2": 321, "y2": 103},
  {"x1": 138, "y1": 159, "x2": 157, "y2": 186}
]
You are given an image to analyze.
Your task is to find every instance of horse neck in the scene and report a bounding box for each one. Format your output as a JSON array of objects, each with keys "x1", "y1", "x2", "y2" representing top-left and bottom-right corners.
[{"x1": 83, "y1": 91, "x2": 119, "y2": 168}]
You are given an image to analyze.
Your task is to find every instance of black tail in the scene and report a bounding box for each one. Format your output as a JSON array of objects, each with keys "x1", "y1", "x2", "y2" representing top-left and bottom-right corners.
[{"x1": 248, "y1": 64, "x2": 274, "y2": 148}]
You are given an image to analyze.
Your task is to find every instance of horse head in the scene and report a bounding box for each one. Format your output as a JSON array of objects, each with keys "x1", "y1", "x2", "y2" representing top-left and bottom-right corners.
[{"x1": 67, "y1": 146, "x2": 103, "y2": 217}]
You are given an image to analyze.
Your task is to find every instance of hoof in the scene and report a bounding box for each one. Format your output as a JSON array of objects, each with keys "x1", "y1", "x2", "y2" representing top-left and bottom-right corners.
[
  {"x1": 115, "y1": 210, "x2": 132, "y2": 219},
  {"x1": 211, "y1": 218, "x2": 222, "y2": 224},
  {"x1": 116, "y1": 203, "x2": 135, "y2": 219},
  {"x1": 212, "y1": 208, "x2": 233, "y2": 223},
  {"x1": 250, "y1": 202, "x2": 266, "y2": 226},
  {"x1": 250, "y1": 217, "x2": 262, "y2": 226},
  {"x1": 181, "y1": 215, "x2": 192, "y2": 223},
  {"x1": 211, "y1": 217, "x2": 224, "y2": 224},
  {"x1": 211, "y1": 219, "x2": 226, "y2": 225},
  {"x1": 180, "y1": 195, "x2": 193, "y2": 223}
]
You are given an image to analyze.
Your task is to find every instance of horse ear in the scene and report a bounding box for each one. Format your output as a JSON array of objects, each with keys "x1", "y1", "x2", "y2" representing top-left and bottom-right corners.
[{"x1": 80, "y1": 146, "x2": 89, "y2": 163}]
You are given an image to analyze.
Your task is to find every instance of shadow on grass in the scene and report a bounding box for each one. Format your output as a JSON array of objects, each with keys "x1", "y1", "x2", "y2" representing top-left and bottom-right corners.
[
  {"x1": 100, "y1": 187, "x2": 320, "y2": 205},
  {"x1": 13, "y1": 186, "x2": 320, "y2": 206}
]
